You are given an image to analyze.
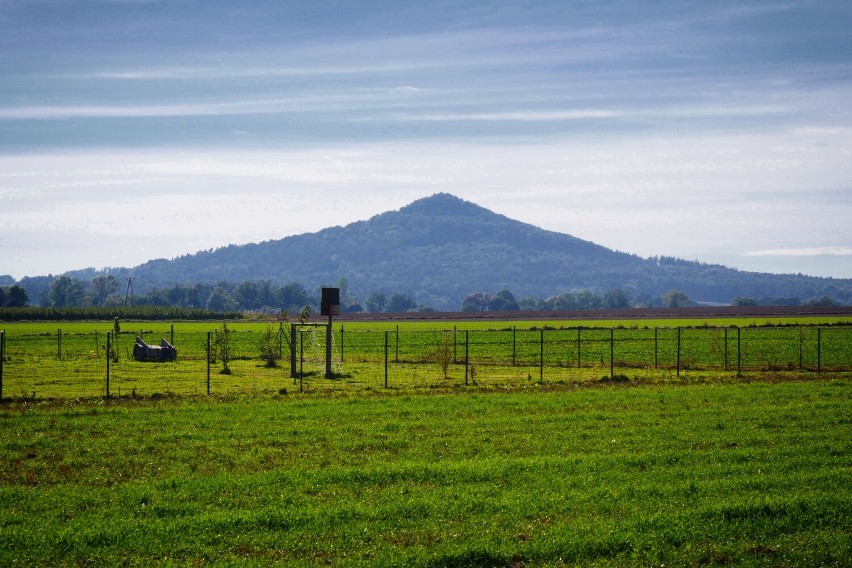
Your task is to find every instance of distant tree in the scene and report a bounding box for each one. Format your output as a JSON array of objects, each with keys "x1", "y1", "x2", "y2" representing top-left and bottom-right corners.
[
  {"x1": 256, "y1": 280, "x2": 275, "y2": 308},
  {"x1": 90, "y1": 275, "x2": 118, "y2": 306},
  {"x1": 1, "y1": 284, "x2": 28, "y2": 307},
  {"x1": 48, "y1": 275, "x2": 86, "y2": 307},
  {"x1": 461, "y1": 292, "x2": 491, "y2": 312},
  {"x1": 207, "y1": 286, "x2": 238, "y2": 312},
  {"x1": 574, "y1": 290, "x2": 602, "y2": 310},
  {"x1": 662, "y1": 289, "x2": 692, "y2": 308},
  {"x1": 731, "y1": 296, "x2": 758, "y2": 307},
  {"x1": 489, "y1": 289, "x2": 519, "y2": 311},
  {"x1": 365, "y1": 292, "x2": 387, "y2": 313},
  {"x1": 387, "y1": 293, "x2": 417, "y2": 313},
  {"x1": 553, "y1": 291, "x2": 578, "y2": 310},
  {"x1": 602, "y1": 288, "x2": 631, "y2": 309},
  {"x1": 278, "y1": 283, "x2": 311, "y2": 312},
  {"x1": 18, "y1": 276, "x2": 53, "y2": 306},
  {"x1": 803, "y1": 295, "x2": 837, "y2": 307},
  {"x1": 632, "y1": 292, "x2": 661, "y2": 309},
  {"x1": 235, "y1": 280, "x2": 261, "y2": 310}
]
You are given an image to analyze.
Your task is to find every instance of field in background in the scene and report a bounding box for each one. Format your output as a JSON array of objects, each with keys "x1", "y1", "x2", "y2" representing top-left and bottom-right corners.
[{"x1": 1, "y1": 380, "x2": 849, "y2": 566}]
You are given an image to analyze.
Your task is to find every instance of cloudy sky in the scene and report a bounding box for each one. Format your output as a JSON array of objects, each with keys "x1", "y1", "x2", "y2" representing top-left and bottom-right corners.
[{"x1": 1, "y1": 0, "x2": 851, "y2": 281}]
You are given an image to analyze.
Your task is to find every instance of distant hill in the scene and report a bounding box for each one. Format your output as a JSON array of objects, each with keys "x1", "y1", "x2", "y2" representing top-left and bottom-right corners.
[{"x1": 59, "y1": 193, "x2": 850, "y2": 310}]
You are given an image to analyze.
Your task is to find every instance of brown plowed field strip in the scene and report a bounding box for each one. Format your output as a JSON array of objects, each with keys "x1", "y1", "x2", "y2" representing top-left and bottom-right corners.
[{"x1": 337, "y1": 305, "x2": 852, "y2": 323}]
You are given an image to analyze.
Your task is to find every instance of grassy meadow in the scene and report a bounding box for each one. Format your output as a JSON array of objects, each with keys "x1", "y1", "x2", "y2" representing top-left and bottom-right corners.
[{"x1": 1, "y1": 380, "x2": 849, "y2": 566}]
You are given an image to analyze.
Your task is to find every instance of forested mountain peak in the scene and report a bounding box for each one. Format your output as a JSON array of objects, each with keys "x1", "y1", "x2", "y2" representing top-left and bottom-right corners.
[
  {"x1": 34, "y1": 192, "x2": 852, "y2": 310},
  {"x1": 397, "y1": 193, "x2": 492, "y2": 218}
]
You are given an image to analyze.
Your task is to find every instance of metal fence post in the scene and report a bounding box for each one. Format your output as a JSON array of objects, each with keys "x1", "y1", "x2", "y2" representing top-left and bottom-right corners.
[
  {"x1": 290, "y1": 324, "x2": 297, "y2": 378},
  {"x1": 384, "y1": 330, "x2": 389, "y2": 388},
  {"x1": 737, "y1": 327, "x2": 741, "y2": 377},
  {"x1": 817, "y1": 327, "x2": 822, "y2": 374},
  {"x1": 465, "y1": 330, "x2": 470, "y2": 385},
  {"x1": 610, "y1": 328, "x2": 614, "y2": 379},
  {"x1": 105, "y1": 331, "x2": 111, "y2": 398},
  {"x1": 676, "y1": 327, "x2": 681, "y2": 378},
  {"x1": 654, "y1": 327, "x2": 658, "y2": 369},
  {"x1": 0, "y1": 330, "x2": 4, "y2": 400},
  {"x1": 798, "y1": 326, "x2": 803, "y2": 371},
  {"x1": 206, "y1": 331, "x2": 211, "y2": 396},
  {"x1": 539, "y1": 328, "x2": 544, "y2": 382},
  {"x1": 577, "y1": 328, "x2": 581, "y2": 368},
  {"x1": 340, "y1": 325, "x2": 345, "y2": 363}
]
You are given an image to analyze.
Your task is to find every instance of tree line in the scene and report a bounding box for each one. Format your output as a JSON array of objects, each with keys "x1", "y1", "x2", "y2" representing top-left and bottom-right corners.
[
  {"x1": 459, "y1": 288, "x2": 839, "y2": 312},
  {"x1": 1, "y1": 274, "x2": 841, "y2": 318}
]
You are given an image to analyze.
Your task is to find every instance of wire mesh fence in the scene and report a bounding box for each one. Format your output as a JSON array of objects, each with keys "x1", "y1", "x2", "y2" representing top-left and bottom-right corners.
[{"x1": 1, "y1": 324, "x2": 850, "y2": 400}]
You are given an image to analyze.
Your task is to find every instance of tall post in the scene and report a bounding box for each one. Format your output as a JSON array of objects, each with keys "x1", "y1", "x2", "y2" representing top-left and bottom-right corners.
[
  {"x1": 724, "y1": 327, "x2": 728, "y2": 371},
  {"x1": 206, "y1": 331, "x2": 211, "y2": 396},
  {"x1": 170, "y1": 324, "x2": 174, "y2": 346},
  {"x1": 0, "y1": 330, "x2": 5, "y2": 401},
  {"x1": 299, "y1": 330, "x2": 304, "y2": 380},
  {"x1": 325, "y1": 315, "x2": 333, "y2": 378},
  {"x1": 105, "y1": 332, "x2": 111, "y2": 398},
  {"x1": 465, "y1": 330, "x2": 469, "y2": 385},
  {"x1": 512, "y1": 326, "x2": 517, "y2": 367},
  {"x1": 290, "y1": 324, "x2": 297, "y2": 378},
  {"x1": 654, "y1": 327, "x2": 658, "y2": 369},
  {"x1": 577, "y1": 328, "x2": 581, "y2": 368},
  {"x1": 610, "y1": 328, "x2": 614, "y2": 379},
  {"x1": 340, "y1": 325, "x2": 345, "y2": 363},
  {"x1": 798, "y1": 326, "x2": 803, "y2": 371},
  {"x1": 737, "y1": 327, "x2": 741, "y2": 377},
  {"x1": 817, "y1": 327, "x2": 822, "y2": 374},
  {"x1": 395, "y1": 325, "x2": 399, "y2": 363},
  {"x1": 676, "y1": 327, "x2": 681, "y2": 378},
  {"x1": 384, "y1": 331, "x2": 389, "y2": 388},
  {"x1": 540, "y1": 328, "x2": 544, "y2": 382}
]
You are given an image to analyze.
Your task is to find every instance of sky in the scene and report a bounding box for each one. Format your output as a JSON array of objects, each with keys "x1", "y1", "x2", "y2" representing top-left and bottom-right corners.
[{"x1": 1, "y1": 0, "x2": 851, "y2": 282}]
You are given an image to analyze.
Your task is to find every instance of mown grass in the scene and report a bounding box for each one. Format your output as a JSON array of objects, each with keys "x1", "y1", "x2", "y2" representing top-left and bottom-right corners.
[{"x1": 1, "y1": 379, "x2": 849, "y2": 566}]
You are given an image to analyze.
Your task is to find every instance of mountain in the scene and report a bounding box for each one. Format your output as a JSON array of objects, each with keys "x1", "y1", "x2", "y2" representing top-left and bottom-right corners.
[{"x1": 62, "y1": 193, "x2": 850, "y2": 310}]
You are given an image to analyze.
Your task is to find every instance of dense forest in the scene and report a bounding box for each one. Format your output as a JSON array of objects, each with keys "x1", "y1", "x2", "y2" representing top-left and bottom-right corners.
[{"x1": 5, "y1": 194, "x2": 851, "y2": 312}]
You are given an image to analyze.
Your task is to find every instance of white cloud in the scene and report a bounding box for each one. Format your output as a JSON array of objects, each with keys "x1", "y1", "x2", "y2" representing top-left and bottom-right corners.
[
  {"x1": 743, "y1": 247, "x2": 852, "y2": 257},
  {"x1": 2, "y1": 120, "x2": 851, "y2": 278}
]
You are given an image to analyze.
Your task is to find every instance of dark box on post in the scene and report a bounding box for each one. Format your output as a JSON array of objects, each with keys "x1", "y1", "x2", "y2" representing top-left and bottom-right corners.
[{"x1": 321, "y1": 287, "x2": 341, "y2": 316}]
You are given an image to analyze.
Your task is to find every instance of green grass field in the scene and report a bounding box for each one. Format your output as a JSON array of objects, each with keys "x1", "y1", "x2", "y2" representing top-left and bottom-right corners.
[{"x1": 1, "y1": 379, "x2": 849, "y2": 566}]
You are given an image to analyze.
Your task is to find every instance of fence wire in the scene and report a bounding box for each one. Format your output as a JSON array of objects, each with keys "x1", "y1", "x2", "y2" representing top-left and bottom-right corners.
[{"x1": 1, "y1": 325, "x2": 850, "y2": 400}]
